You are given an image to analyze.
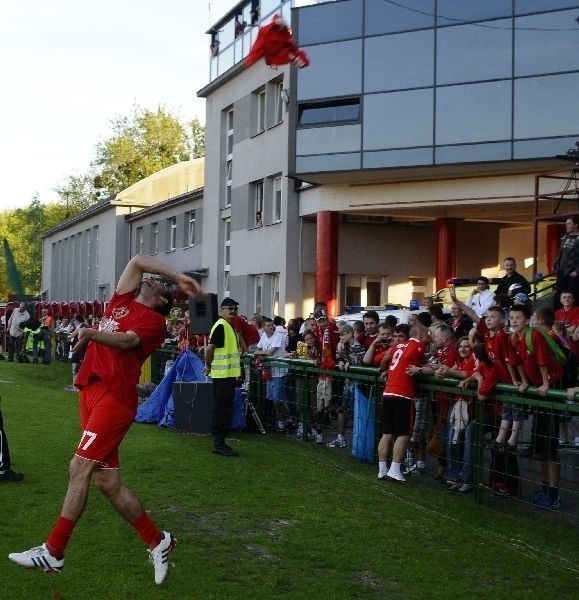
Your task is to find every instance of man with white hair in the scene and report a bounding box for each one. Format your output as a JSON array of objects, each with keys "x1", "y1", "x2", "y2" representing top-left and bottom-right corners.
[{"x1": 7, "y1": 302, "x2": 30, "y2": 362}]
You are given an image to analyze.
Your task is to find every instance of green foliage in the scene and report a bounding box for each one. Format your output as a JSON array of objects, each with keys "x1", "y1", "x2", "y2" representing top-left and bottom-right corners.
[
  {"x1": 0, "y1": 196, "x2": 77, "y2": 299},
  {"x1": 91, "y1": 106, "x2": 205, "y2": 199},
  {"x1": 0, "y1": 104, "x2": 206, "y2": 299},
  {"x1": 1, "y1": 361, "x2": 578, "y2": 600}
]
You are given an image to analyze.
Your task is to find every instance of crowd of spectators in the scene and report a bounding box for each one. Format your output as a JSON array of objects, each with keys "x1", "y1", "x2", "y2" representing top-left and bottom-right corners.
[{"x1": 197, "y1": 257, "x2": 577, "y2": 511}]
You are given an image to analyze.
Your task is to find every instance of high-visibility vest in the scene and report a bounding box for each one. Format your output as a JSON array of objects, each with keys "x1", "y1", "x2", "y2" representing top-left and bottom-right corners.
[{"x1": 210, "y1": 318, "x2": 241, "y2": 378}]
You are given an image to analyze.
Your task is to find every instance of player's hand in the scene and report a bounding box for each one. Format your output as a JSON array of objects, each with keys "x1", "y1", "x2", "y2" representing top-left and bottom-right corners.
[
  {"x1": 177, "y1": 273, "x2": 203, "y2": 298},
  {"x1": 517, "y1": 382, "x2": 529, "y2": 393},
  {"x1": 537, "y1": 383, "x2": 549, "y2": 397},
  {"x1": 71, "y1": 327, "x2": 93, "y2": 354}
]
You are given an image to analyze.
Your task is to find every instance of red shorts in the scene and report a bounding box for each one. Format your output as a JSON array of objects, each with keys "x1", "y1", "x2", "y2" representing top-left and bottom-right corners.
[{"x1": 75, "y1": 380, "x2": 135, "y2": 469}]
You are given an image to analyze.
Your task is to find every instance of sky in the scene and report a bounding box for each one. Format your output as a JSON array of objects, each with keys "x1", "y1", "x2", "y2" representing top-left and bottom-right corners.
[{"x1": 0, "y1": 0, "x2": 234, "y2": 209}]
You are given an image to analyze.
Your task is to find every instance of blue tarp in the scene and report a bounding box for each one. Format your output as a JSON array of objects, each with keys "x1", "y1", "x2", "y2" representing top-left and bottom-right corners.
[
  {"x1": 352, "y1": 387, "x2": 375, "y2": 464},
  {"x1": 136, "y1": 350, "x2": 205, "y2": 427}
]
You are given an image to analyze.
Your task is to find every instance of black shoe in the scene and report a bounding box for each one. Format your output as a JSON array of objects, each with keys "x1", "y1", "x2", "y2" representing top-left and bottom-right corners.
[
  {"x1": 0, "y1": 469, "x2": 24, "y2": 482},
  {"x1": 212, "y1": 445, "x2": 239, "y2": 457}
]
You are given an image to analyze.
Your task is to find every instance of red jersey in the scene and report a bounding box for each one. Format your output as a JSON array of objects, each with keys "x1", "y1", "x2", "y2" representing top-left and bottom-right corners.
[
  {"x1": 75, "y1": 292, "x2": 166, "y2": 410},
  {"x1": 474, "y1": 360, "x2": 503, "y2": 416},
  {"x1": 554, "y1": 305, "x2": 579, "y2": 357},
  {"x1": 455, "y1": 353, "x2": 476, "y2": 377},
  {"x1": 384, "y1": 338, "x2": 425, "y2": 399},
  {"x1": 233, "y1": 315, "x2": 260, "y2": 347},
  {"x1": 476, "y1": 320, "x2": 511, "y2": 382},
  {"x1": 357, "y1": 331, "x2": 378, "y2": 350},
  {"x1": 508, "y1": 328, "x2": 563, "y2": 387}
]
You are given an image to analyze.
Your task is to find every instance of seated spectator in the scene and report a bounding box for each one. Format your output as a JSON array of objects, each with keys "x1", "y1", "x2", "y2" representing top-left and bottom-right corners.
[
  {"x1": 330, "y1": 323, "x2": 365, "y2": 449},
  {"x1": 465, "y1": 276, "x2": 496, "y2": 318}
]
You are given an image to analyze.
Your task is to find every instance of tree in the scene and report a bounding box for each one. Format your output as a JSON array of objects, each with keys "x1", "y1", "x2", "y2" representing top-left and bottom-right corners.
[
  {"x1": 92, "y1": 106, "x2": 205, "y2": 199},
  {"x1": 54, "y1": 172, "x2": 100, "y2": 215},
  {"x1": 0, "y1": 196, "x2": 76, "y2": 299},
  {"x1": 54, "y1": 106, "x2": 205, "y2": 208}
]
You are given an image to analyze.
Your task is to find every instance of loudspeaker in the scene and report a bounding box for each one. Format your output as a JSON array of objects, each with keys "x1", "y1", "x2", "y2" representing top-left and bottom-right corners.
[
  {"x1": 188, "y1": 294, "x2": 219, "y2": 334},
  {"x1": 173, "y1": 381, "x2": 214, "y2": 433}
]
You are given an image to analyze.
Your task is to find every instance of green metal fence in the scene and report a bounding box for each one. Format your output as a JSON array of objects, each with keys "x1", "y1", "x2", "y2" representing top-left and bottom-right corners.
[{"x1": 243, "y1": 354, "x2": 578, "y2": 516}]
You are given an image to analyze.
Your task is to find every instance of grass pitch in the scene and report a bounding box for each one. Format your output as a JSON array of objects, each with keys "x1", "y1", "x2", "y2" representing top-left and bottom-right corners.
[{"x1": 0, "y1": 360, "x2": 577, "y2": 599}]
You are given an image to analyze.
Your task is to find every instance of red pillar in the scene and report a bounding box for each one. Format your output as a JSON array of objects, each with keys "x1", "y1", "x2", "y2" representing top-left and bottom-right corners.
[
  {"x1": 435, "y1": 218, "x2": 457, "y2": 291},
  {"x1": 546, "y1": 223, "x2": 564, "y2": 275},
  {"x1": 316, "y1": 211, "x2": 339, "y2": 317}
]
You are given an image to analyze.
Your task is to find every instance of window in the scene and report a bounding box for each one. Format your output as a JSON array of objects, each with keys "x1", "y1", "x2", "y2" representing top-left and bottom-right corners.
[
  {"x1": 257, "y1": 88, "x2": 266, "y2": 133},
  {"x1": 272, "y1": 176, "x2": 282, "y2": 223},
  {"x1": 185, "y1": 210, "x2": 196, "y2": 246},
  {"x1": 150, "y1": 222, "x2": 159, "y2": 254},
  {"x1": 298, "y1": 98, "x2": 360, "y2": 126},
  {"x1": 271, "y1": 273, "x2": 280, "y2": 316},
  {"x1": 225, "y1": 158, "x2": 232, "y2": 207},
  {"x1": 272, "y1": 80, "x2": 284, "y2": 125},
  {"x1": 136, "y1": 226, "x2": 144, "y2": 254},
  {"x1": 254, "y1": 275, "x2": 262, "y2": 315},
  {"x1": 167, "y1": 217, "x2": 177, "y2": 251},
  {"x1": 224, "y1": 218, "x2": 231, "y2": 271},
  {"x1": 225, "y1": 108, "x2": 233, "y2": 208},
  {"x1": 226, "y1": 109, "x2": 234, "y2": 155},
  {"x1": 253, "y1": 180, "x2": 264, "y2": 227}
]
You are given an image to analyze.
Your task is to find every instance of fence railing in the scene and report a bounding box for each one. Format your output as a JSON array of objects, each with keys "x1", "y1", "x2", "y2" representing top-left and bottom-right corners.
[{"x1": 242, "y1": 354, "x2": 578, "y2": 518}]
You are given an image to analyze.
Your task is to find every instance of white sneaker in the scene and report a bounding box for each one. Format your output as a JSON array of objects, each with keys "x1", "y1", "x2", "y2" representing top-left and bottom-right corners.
[
  {"x1": 385, "y1": 471, "x2": 408, "y2": 485},
  {"x1": 328, "y1": 437, "x2": 347, "y2": 448},
  {"x1": 148, "y1": 531, "x2": 176, "y2": 585},
  {"x1": 377, "y1": 472, "x2": 388, "y2": 480},
  {"x1": 8, "y1": 543, "x2": 64, "y2": 573}
]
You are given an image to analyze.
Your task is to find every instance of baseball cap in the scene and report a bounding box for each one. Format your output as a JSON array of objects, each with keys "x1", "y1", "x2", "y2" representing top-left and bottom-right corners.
[
  {"x1": 221, "y1": 297, "x2": 239, "y2": 308},
  {"x1": 508, "y1": 283, "x2": 522, "y2": 292},
  {"x1": 514, "y1": 293, "x2": 529, "y2": 303},
  {"x1": 314, "y1": 309, "x2": 327, "y2": 320}
]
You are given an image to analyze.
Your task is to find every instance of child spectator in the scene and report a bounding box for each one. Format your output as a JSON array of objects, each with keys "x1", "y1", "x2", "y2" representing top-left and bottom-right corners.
[
  {"x1": 508, "y1": 304, "x2": 564, "y2": 509},
  {"x1": 436, "y1": 337, "x2": 476, "y2": 492},
  {"x1": 330, "y1": 324, "x2": 365, "y2": 448}
]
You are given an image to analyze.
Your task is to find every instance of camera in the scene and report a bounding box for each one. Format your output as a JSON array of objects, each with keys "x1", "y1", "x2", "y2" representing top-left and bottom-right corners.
[{"x1": 555, "y1": 141, "x2": 579, "y2": 163}]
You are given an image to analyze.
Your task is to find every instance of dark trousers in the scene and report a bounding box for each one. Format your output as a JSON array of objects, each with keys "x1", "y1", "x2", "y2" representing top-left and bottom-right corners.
[
  {"x1": 42, "y1": 331, "x2": 51, "y2": 364},
  {"x1": 0, "y1": 409, "x2": 12, "y2": 471},
  {"x1": 212, "y1": 377, "x2": 236, "y2": 442},
  {"x1": 8, "y1": 335, "x2": 24, "y2": 360}
]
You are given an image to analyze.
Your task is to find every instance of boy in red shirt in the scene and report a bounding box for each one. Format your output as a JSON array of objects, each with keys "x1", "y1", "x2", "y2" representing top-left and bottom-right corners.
[{"x1": 508, "y1": 304, "x2": 564, "y2": 509}]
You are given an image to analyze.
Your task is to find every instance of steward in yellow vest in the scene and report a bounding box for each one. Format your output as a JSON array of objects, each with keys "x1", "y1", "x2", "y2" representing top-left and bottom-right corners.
[{"x1": 204, "y1": 298, "x2": 241, "y2": 457}]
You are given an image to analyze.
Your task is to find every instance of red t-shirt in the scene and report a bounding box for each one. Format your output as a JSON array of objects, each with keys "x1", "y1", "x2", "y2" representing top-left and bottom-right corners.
[
  {"x1": 384, "y1": 338, "x2": 425, "y2": 399},
  {"x1": 476, "y1": 320, "x2": 511, "y2": 383},
  {"x1": 508, "y1": 328, "x2": 563, "y2": 387},
  {"x1": 474, "y1": 360, "x2": 503, "y2": 416},
  {"x1": 75, "y1": 292, "x2": 167, "y2": 410},
  {"x1": 357, "y1": 331, "x2": 378, "y2": 350},
  {"x1": 455, "y1": 353, "x2": 476, "y2": 377},
  {"x1": 554, "y1": 305, "x2": 579, "y2": 357},
  {"x1": 233, "y1": 315, "x2": 260, "y2": 346}
]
